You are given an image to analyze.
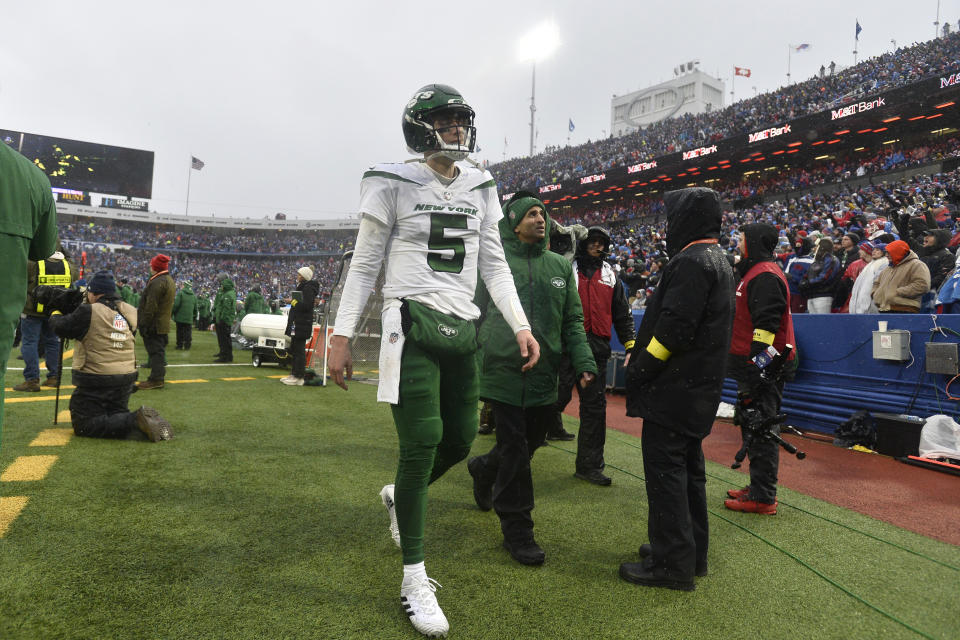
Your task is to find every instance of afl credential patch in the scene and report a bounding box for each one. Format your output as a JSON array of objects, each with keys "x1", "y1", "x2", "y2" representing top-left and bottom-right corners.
[
  {"x1": 438, "y1": 324, "x2": 459, "y2": 338},
  {"x1": 551, "y1": 277, "x2": 566, "y2": 289}
]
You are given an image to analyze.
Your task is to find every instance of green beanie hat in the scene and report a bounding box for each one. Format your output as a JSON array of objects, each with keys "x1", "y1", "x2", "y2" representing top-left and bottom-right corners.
[{"x1": 504, "y1": 195, "x2": 547, "y2": 230}]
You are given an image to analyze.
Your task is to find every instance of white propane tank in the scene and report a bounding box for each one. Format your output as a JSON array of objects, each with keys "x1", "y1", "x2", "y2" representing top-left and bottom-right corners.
[{"x1": 240, "y1": 313, "x2": 289, "y2": 341}]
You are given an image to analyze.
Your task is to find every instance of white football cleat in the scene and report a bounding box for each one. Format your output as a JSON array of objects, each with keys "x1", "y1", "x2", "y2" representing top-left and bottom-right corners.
[
  {"x1": 281, "y1": 376, "x2": 304, "y2": 386},
  {"x1": 400, "y1": 575, "x2": 449, "y2": 638},
  {"x1": 379, "y1": 484, "x2": 401, "y2": 548}
]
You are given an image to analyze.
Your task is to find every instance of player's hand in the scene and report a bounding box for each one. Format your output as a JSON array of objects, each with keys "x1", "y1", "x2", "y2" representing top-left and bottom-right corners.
[
  {"x1": 327, "y1": 335, "x2": 353, "y2": 390},
  {"x1": 515, "y1": 329, "x2": 540, "y2": 372},
  {"x1": 578, "y1": 372, "x2": 595, "y2": 388},
  {"x1": 624, "y1": 352, "x2": 631, "y2": 367}
]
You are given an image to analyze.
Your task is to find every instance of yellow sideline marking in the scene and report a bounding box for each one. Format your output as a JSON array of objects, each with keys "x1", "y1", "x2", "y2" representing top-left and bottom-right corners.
[
  {"x1": 63, "y1": 349, "x2": 73, "y2": 359},
  {"x1": 221, "y1": 377, "x2": 255, "y2": 381},
  {"x1": 5, "y1": 396, "x2": 59, "y2": 404},
  {"x1": 57, "y1": 410, "x2": 71, "y2": 422},
  {"x1": 29, "y1": 428, "x2": 73, "y2": 447},
  {"x1": 0, "y1": 497, "x2": 29, "y2": 538},
  {"x1": 5, "y1": 386, "x2": 75, "y2": 393},
  {"x1": 267, "y1": 375, "x2": 287, "y2": 379},
  {"x1": 166, "y1": 379, "x2": 208, "y2": 384},
  {"x1": 1, "y1": 456, "x2": 59, "y2": 482}
]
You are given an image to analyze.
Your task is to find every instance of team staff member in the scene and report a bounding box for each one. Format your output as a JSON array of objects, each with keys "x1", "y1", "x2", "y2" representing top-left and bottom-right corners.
[
  {"x1": 137, "y1": 254, "x2": 175, "y2": 390},
  {"x1": 468, "y1": 194, "x2": 596, "y2": 565},
  {"x1": 724, "y1": 223, "x2": 797, "y2": 515},
  {"x1": 327, "y1": 84, "x2": 538, "y2": 638},
  {"x1": 49, "y1": 270, "x2": 173, "y2": 441},
  {"x1": 14, "y1": 251, "x2": 75, "y2": 391},
  {"x1": 0, "y1": 140, "x2": 59, "y2": 446},
  {"x1": 172, "y1": 280, "x2": 197, "y2": 350},
  {"x1": 282, "y1": 266, "x2": 319, "y2": 386},
  {"x1": 622, "y1": 187, "x2": 735, "y2": 591},
  {"x1": 553, "y1": 226, "x2": 636, "y2": 486},
  {"x1": 212, "y1": 273, "x2": 237, "y2": 362}
]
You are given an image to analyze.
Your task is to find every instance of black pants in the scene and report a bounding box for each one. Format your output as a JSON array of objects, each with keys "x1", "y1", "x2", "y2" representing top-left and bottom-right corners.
[
  {"x1": 175, "y1": 322, "x2": 192, "y2": 349},
  {"x1": 290, "y1": 335, "x2": 307, "y2": 377},
  {"x1": 215, "y1": 322, "x2": 233, "y2": 361},
  {"x1": 554, "y1": 350, "x2": 608, "y2": 472},
  {"x1": 470, "y1": 402, "x2": 553, "y2": 542},
  {"x1": 641, "y1": 420, "x2": 708, "y2": 581},
  {"x1": 70, "y1": 377, "x2": 138, "y2": 438},
  {"x1": 142, "y1": 332, "x2": 168, "y2": 382},
  {"x1": 736, "y1": 377, "x2": 784, "y2": 503}
]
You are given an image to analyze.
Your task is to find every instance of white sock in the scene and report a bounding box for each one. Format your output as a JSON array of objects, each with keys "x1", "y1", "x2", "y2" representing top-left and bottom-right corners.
[{"x1": 402, "y1": 562, "x2": 426, "y2": 584}]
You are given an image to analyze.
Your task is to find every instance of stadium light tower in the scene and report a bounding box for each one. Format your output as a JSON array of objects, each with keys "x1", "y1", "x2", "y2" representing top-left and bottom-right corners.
[{"x1": 517, "y1": 22, "x2": 560, "y2": 157}]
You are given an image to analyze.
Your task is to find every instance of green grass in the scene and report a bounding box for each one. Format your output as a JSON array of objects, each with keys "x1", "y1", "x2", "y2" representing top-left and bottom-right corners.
[{"x1": 2, "y1": 331, "x2": 959, "y2": 639}]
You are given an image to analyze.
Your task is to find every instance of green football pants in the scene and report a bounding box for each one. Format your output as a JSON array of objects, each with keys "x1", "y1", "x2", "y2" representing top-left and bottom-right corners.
[
  {"x1": 390, "y1": 339, "x2": 479, "y2": 565},
  {"x1": 0, "y1": 234, "x2": 31, "y2": 451}
]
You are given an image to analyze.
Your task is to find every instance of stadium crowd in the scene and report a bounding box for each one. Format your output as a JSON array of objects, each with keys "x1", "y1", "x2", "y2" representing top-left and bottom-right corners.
[
  {"x1": 489, "y1": 32, "x2": 960, "y2": 193},
  {"x1": 587, "y1": 167, "x2": 960, "y2": 314},
  {"x1": 59, "y1": 223, "x2": 354, "y2": 254}
]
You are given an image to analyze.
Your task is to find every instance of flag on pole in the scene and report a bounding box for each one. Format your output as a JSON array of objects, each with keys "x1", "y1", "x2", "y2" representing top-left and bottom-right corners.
[
  {"x1": 734, "y1": 66, "x2": 751, "y2": 77},
  {"x1": 855, "y1": 21, "x2": 862, "y2": 41},
  {"x1": 793, "y1": 43, "x2": 811, "y2": 52},
  {"x1": 191, "y1": 156, "x2": 205, "y2": 171},
  {"x1": 568, "y1": 119, "x2": 575, "y2": 132}
]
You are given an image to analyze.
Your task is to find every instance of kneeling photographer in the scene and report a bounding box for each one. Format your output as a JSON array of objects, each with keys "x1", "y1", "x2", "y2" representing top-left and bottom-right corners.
[{"x1": 40, "y1": 270, "x2": 173, "y2": 442}]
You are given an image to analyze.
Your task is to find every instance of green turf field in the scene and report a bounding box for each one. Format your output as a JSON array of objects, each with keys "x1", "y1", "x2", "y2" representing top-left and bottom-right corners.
[{"x1": 1, "y1": 331, "x2": 958, "y2": 639}]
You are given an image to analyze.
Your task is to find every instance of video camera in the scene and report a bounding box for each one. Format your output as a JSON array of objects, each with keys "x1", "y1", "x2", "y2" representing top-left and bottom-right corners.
[
  {"x1": 549, "y1": 227, "x2": 574, "y2": 256},
  {"x1": 731, "y1": 344, "x2": 806, "y2": 468},
  {"x1": 33, "y1": 285, "x2": 84, "y2": 315}
]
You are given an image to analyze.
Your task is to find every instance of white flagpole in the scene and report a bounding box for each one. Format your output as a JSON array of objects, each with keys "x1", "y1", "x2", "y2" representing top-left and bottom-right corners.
[{"x1": 185, "y1": 155, "x2": 193, "y2": 215}]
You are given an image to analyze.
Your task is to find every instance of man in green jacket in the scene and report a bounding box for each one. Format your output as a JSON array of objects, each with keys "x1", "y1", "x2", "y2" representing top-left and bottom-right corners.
[
  {"x1": 244, "y1": 286, "x2": 269, "y2": 316},
  {"x1": 0, "y1": 140, "x2": 59, "y2": 447},
  {"x1": 196, "y1": 294, "x2": 211, "y2": 330},
  {"x1": 213, "y1": 273, "x2": 237, "y2": 362},
  {"x1": 137, "y1": 254, "x2": 175, "y2": 390},
  {"x1": 172, "y1": 280, "x2": 197, "y2": 350},
  {"x1": 468, "y1": 192, "x2": 597, "y2": 566}
]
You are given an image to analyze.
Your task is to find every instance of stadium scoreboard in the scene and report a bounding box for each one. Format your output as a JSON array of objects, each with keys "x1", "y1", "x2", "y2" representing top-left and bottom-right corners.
[{"x1": 1, "y1": 129, "x2": 154, "y2": 199}]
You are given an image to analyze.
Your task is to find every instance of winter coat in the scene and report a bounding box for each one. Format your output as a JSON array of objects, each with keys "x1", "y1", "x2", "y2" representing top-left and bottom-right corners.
[
  {"x1": 172, "y1": 283, "x2": 198, "y2": 324},
  {"x1": 872, "y1": 250, "x2": 930, "y2": 312},
  {"x1": 138, "y1": 271, "x2": 175, "y2": 335},
  {"x1": 476, "y1": 210, "x2": 596, "y2": 409},
  {"x1": 849, "y1": 257, "x2": 889, "y2": 314},
  {"x1": 285, "y1": 280, "x2": 319, "y2": 338},
  {"x1": 244, "y1": 290, "x2": 270, "y2": 316},
  {"x1": 920, "y1": 230, "x2": 955, "y2": 291},
  {"x1": 120, "y1": 284, "x2": 135, "y2": 305},
  {"x1": 196, "y1": 296, "x2": 212, "y2": 320},
  {"x1": 213, "y1": 277, "x2": 237, "y2": 324},
  {"x1": 800, "y1": 254, "x2": 841, "y2": 300},
  {"x1": 625, "y1": 188, "x2": 735, "y2": 439}
]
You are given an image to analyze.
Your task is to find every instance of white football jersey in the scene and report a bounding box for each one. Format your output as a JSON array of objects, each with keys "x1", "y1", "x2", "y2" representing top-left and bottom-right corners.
[{"x1": 358, "y1": 161, "x2": 501, "y2": 318}]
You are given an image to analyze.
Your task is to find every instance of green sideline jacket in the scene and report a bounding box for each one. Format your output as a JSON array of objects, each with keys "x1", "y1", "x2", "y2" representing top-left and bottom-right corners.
[
  {"x1": 172, "y1": 282, "x2": 198, "y2": 324},
  {"x1": 213, "y1": 277, "x2": 237, "y2": 325},
  {"x1": 475, "y1": 210, "x2": 596, "y2": 408}
]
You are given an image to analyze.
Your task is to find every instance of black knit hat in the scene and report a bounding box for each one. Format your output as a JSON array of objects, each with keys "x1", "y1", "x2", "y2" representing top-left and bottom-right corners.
[{"x1": 88, "y1": 270, "x2": 117, "y2": 295}]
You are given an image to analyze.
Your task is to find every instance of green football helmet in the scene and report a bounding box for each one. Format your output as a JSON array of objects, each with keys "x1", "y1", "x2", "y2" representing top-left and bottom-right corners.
[{"x1": 402, "y1": 84, "x2": 476, "y2": 160}]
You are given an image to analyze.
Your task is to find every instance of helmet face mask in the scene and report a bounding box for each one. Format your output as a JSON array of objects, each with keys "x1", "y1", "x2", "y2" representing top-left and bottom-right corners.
[{"x1": 403, "y1": 84, "x2": 477, "y2": 160}]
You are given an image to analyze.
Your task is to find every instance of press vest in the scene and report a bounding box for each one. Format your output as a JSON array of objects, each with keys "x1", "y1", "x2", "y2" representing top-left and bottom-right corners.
[
  {"x1": 575, "y1": 260, "x2": 615, "y2": 339},
  {"x1": 730, "y1": 261, "x2": 796, "y2": 360},
  {"x1": 35, "y1": 260, "x2": 71, "y2": 313},
  {"x1": 74, "y1": 301, "x2": 138, "y2": 376}
]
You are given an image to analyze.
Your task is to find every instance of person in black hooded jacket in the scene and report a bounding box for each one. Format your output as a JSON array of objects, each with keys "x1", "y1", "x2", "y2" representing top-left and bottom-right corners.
[
  {"x1": 724, "y1": 223, "x2": 797, "y2": 515},
  {"x1": 550, "y1": 226, "x2": 636, "y2": 486},
  {"x1": 621, "y1": 187, "x2": 735, "y2": 592},
  {"x1": 282, "y1": 266, "x2": 319, "y2": 385},
  {"x1": 919, "y1": 229, "x2": 955, "y2": 291}
]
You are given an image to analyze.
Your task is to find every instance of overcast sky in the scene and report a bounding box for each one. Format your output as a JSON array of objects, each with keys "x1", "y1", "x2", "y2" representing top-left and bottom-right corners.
[{"x1": 1, "y1": 1, "x2": 956, "y2": 221}]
